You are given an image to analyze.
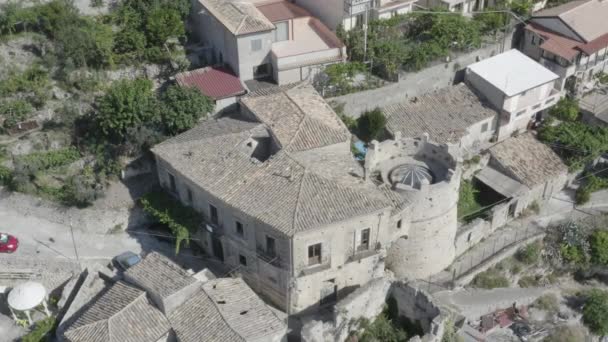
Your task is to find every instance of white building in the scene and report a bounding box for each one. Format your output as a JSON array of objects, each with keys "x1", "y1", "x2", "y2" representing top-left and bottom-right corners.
[
  {"x1": 289, "y1": 0, "x2": 416, "y2": 31},
  {"x1": 521, "y1": 0, "x2": 608, "y2": 95},
  {"x1": 191, "y1": 0, "x2": 346, "y2": 85},
  {"x1": 465, "y1": 49, "x2": 562, "y2": 142}
]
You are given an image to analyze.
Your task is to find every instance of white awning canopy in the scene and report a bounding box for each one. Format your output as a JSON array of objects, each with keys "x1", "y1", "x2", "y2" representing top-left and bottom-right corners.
[{"x1": 8, "y1": 282, "x2": 47, "y2": 311}]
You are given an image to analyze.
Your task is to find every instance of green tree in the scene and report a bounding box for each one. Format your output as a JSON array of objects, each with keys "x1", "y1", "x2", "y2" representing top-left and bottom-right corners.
[
  {"x1": 145, "y1": 6, "x2": 184, "y2": 45},
  {"x1": 357, "y1": 108, "x2": 386, "y2": 142},
  {"x1": 550, "y1": 97, "x2": 579, "y2": 122},
  {"x1": 582, "y1": 290, "x2": 608, "y2": 335},
  {"x1": 96, "y1": 79, "x2": 159, "y2": 141},
  {"x1": 56, "y1": 18, "x2": 114, "y2": 68},
  {"x1": 113, "y1": 28, "x2": 147, "y2": 62},
  {"x1": 474, "y1": 9, "x2": 509, "y2": 34},
  {"x1": 510, "y1": 0, "x2": 533, "y2": 16},
  {"x1": 589, "y1": 230, "x2": 608, "y2": 265},
  {"x1": 160, "y1": 85, "x2": 214, "y2": 135}
]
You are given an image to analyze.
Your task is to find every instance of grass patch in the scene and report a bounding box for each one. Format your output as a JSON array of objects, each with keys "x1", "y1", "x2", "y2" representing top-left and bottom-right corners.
[
  {"x1": 516, "y1": 241, "x2": 542, "y2": 265},
  {"x1": 533, "y1": 293, "x2": 560, "y2": 313},
  {"x1": 518, "y1": 275, "x2": 541, "y2": 288}
]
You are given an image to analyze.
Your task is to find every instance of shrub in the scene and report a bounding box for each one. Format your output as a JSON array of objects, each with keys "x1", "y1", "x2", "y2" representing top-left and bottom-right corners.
[
  {"x1": 557, "y1": 221, "x2": 590, "y2": 266},
  {"x1": 159, "y1": 85, "x2": 214, "y2": 135},
  {"x1": 550, "y1": 97, "x2": 579, "y2": 122},
  {"x1": 60, "y1": 167, "x2": 104, "y2": 207},
  {"x1": 516, "y1": 241, "x2": 541, "y2": 264},
  {"x1": 356, "y1": 107, "x2": 386, "y2": 142},
  {"x1": 21, "y1": 316, "x2": 56, "y2": 342},
  {"x1": 139, "y1": 190, "x2": 203, "y2": 253},
  {"x1": 533, "y1": 293, "x2": 560, "y2": 313},
  {"x1": 582, "y1": 289, "x2": 608, "y2": 335},
  {"x1": 576, "y1": 175, "x2": 608, "y2": 204},
  {"x1": 96, "y1": 78, "x2": 159, "y2": 141},
  {"x1": 589, "y1": 229, "x2": 608, "y2": 265},
  {"x1": 14, "y1": 147, "x2": 80, "y2": 173},
  {"x1": 471, "y1": 269, "x2": 509, "y2": 289},
  {"x1": 0, "y1": 99, "x2": 34, "y2": 128},
  {"x1": 518, "y1": 275, "x2": 541, "y2": 288},
  {"x1": 458, "y1": 180, "x2": 482, "y2": 221}
]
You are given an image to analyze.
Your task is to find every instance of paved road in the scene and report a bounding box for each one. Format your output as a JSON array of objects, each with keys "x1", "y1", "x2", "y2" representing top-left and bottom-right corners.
[{"x1": 0, "y1": 204, "x2": 148, "y2": 261}]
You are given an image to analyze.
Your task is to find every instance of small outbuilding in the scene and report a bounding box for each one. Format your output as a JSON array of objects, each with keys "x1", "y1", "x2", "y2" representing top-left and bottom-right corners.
[
  {"x1": 7, "y1": 281, "x2": 50, "y2": 325},
  {"x1": 175, "y1": 66, "x2": 247, "y2": 114}
]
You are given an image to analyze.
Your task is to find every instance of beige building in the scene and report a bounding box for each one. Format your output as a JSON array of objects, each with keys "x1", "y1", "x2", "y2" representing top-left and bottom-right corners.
[
  {"x1": 465, "y1": 49, "x2": 562, "y2": 141},
  {"x1": 383, "y1": 83, "x2": 499, "y2": 157},
  {"x1": 521, "y1": 0, "x2": 608, "y2": 95},
  {"x1": 61, "y1": 252, "x2": 286, "y2": 342},
  {"x1": 475, "y1": 133, "x2": 568, "y2": 220},
  {"x1": 151, "y1": 84, "x2": 462, "y2": 313},
  {"x1": 191, "y1": 0, "x2": 346, "y2": 85}
]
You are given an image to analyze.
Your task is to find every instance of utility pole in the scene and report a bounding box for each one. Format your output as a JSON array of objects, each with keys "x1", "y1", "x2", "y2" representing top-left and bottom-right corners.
[{"x1": 363, "y1": 3, "x2": 369, "y2": 62}]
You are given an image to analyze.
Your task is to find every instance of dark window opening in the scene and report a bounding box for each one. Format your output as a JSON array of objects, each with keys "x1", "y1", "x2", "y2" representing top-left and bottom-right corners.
[
  {"x1": 266, "y1": 236, "x2": 276, "y2": 257},
  {"x1": 236, "y1": 221, "x2": 244, "y2": 237},
  {"x1": 358, "y1": 228, "x2": 370, "y2": 251},
  {"x1": 397, "y1": 219, "x2": 402, "y2": 229},
  {"x1": 308, "y1": 243, "x2": 322, "y2": 265},
  {"x1": 239, "y1": 254, "x2": 247, "y2": 266},
  {"x1": 187, "y1": 188, "x2": 193, "y2": 204},
  {"x1": 210, "y1": 204, "x2": 218, "y2": 225},
  {"x1": 169, "y1": 174, "x2": 176, "y2": 192}
]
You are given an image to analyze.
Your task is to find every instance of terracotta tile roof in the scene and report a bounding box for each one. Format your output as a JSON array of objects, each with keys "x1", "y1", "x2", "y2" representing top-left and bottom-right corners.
[
  {"x1": 488, "y1": 133, "x2": 567, "y2": 188},
  {"x1": 383, "y1": 84, "x2": 498, "y2": 145},
  {"x1": 198, "y1": 0, "x2": 275, "y2": 36},
  {"x1": 256, "y1": 0, "x2": 310, "y2": 22},
  {"x1": 175, "y1": 67, "x2": 246, "y2": 100},
  {"x1": 152, "y1": 85, "x2": 403, "y2": 236},
  {"x1": 63, "y1": 282, "x2": 171, "y2": 342},
  {"x1": 534, "y1": 0, "x2": 608, "y2": 42},
  {"x1": 579, "y1": 32, "x2": 608, "y2": 55},
  {"x1": 124, "y1": 252, "x2": 196, "y2": 300},
  {"x1": 241, "y1": 83, "x2": 351, "y2": 152},
  {"x1": 526, "y1": 23, "x2": 581, "y2": 61}
]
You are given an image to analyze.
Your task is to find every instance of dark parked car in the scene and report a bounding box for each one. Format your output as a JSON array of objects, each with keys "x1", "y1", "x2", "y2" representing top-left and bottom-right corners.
[
  {"x1": 113, "y1": 251, "x2": 141, "y2": 271},
  {"x1": 0, "y1": 233, "x2": 18, "y2": 253}
]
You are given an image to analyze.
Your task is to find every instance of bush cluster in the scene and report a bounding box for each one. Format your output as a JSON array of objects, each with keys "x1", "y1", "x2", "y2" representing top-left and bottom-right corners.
[
  {"x1": 139, "y1": 190, "x2": 203, "y2": 253},
  {"x1": 516, "y1": 241, "x2": 541, "y2": 264},
  {"x1": 471, "y1": 268, "x2": 510, "y2": 289}
]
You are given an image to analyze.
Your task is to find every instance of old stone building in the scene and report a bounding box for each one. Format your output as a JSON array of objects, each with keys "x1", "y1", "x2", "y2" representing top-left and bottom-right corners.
[{"x1": 151, "y1": 83, "x2": 462, "y2": 313}]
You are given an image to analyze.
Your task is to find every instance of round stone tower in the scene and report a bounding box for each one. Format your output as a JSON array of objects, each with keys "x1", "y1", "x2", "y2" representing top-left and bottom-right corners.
[{"x1": 365, "y1": 133, "x2": 461, "y2": 279}]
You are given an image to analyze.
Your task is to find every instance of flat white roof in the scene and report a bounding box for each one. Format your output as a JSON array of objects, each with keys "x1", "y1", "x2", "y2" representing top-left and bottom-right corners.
[{"x1": 466, "y1": 49, "x2": 559, "y2": 97}]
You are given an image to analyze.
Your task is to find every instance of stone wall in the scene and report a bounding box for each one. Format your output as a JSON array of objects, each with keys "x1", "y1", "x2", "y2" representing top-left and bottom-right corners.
[
  {"x1": 329, "y1": 35, "x2": 514, "y2": 118},
  {"x1": 302, "y1": 279, "x2": 447, "y2": 342},
  {"x1": 454, "y1": 219, "x2": 491, "y2": 257}
]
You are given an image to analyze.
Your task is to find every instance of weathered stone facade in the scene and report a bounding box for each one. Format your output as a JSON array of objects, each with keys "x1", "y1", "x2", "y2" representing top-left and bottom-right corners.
[{"x1": 366, "y1": 133, "x2": 462, "y2": 279}]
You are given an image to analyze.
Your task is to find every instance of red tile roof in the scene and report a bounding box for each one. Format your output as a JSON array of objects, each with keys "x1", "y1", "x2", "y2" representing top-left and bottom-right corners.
[
  {"x1": 579, "y1": 32, "x2": 608, "y2": 55},
  {"x1": 175, "y1": 67, "x2": 246, "y2": 100},
  {"x1": 256, "y1": 0, "x2": 310, "y2": 23},
  {"x1": 526, "y1": 23, "x2": 581, "y2": 60}
]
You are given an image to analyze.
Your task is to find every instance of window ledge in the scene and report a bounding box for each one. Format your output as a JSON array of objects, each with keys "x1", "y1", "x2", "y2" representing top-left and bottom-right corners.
[
  {"x1": 347, "y1": 249, "x2": 379, "y2": 263},
  {"x1": 299, "y1": 262, "x2": 331, "y2": 277}
]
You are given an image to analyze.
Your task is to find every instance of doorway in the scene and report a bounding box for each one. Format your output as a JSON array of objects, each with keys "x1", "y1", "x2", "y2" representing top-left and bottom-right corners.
[
  {"x1": 211, "y1": 236, "x2": 224, "y2": 262},
  {"x1": 320, "y1": 279, "x2": 338, "y2": 306}
]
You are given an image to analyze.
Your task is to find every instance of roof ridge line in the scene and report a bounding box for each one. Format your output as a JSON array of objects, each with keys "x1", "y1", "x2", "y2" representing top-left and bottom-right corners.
[
  {"x1": 283, "y1": 86, "x2": 311, "y2": 149},
  {"x1": 290, "y1": 161, "x2": 308, "y2": 234},
  {"x1": 106, "y1": 291, "x2": 148, "y2": 342},
  {"x1": 202, "y1": 283, "x2": 247, "y2": 342}
]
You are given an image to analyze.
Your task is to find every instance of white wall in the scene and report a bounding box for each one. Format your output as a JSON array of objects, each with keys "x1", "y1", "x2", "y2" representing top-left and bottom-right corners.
[
  {"x1": 237, "y1": 31, "x2": 274, "y2": 80},
  {"x1": 295, "y1": 0, "x2": 345, "y2": 30}
]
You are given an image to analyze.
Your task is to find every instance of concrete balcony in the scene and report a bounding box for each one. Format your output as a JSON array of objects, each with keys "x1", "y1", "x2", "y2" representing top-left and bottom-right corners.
[
  {"x1": 270, "y1": 18, "x2": 346, "y2": 72},
  {"x1": 576, "y1": 54, "x2": 608, "y2": 72},
  {"x1": 270, "y1": 17, "x2": 345, "y2": 70},
  {"x1": 502, "y1": 88, "x2": 563, "y2": 126}
]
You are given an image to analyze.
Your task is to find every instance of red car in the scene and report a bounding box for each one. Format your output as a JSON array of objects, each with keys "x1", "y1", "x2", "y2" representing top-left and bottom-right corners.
[{"x1": 0, "y1": 233, "x2": 18, "y2": 253}]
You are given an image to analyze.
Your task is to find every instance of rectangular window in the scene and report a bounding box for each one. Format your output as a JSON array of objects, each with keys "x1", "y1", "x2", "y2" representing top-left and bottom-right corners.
[
  {"x1": 251, "y1": 39, "x2": 262, "y2": 52},
  {"x1": 209, "y1": 204, "x2": 218, "y2": 225},
  {"x1": 545, "y1": 98, "x2": 555, "y2": 105},
  {"x1": 481, "y1": 122, "x2": 489, "y2": 133},
  {"x1": 358, "y1": 228, "x2": 370, "y2": 251},
  {"x1": 236, "y1": 221, "x2": 244, "y2": 237},
  {"x1": 239, "y1": 254, "x2": 247, "y2": 266},
  {"x1": 308, "y1": 243, "x2": 322, "y2": 265},
  {"x1": 266, "y1": 236, "x2": 276, "y2": 257},
  {"x1": 396, "y1": 219, "x2": 402, "y2": 229},
  {"x1": 533, "y1": 104, "x2": 541, "y2": 110},
  {"x1": 187, "y1": 188, "x2": 193, "y2": 204},
  {"x1": 531, "y1": 35, "x2": 536, "y2": 45},
  {"x1": 516, "y1": 109, "x2": 526, "y2": 117},
  {"x1": 169, "y1": 173, "x2": 176, "y2": 192}
]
